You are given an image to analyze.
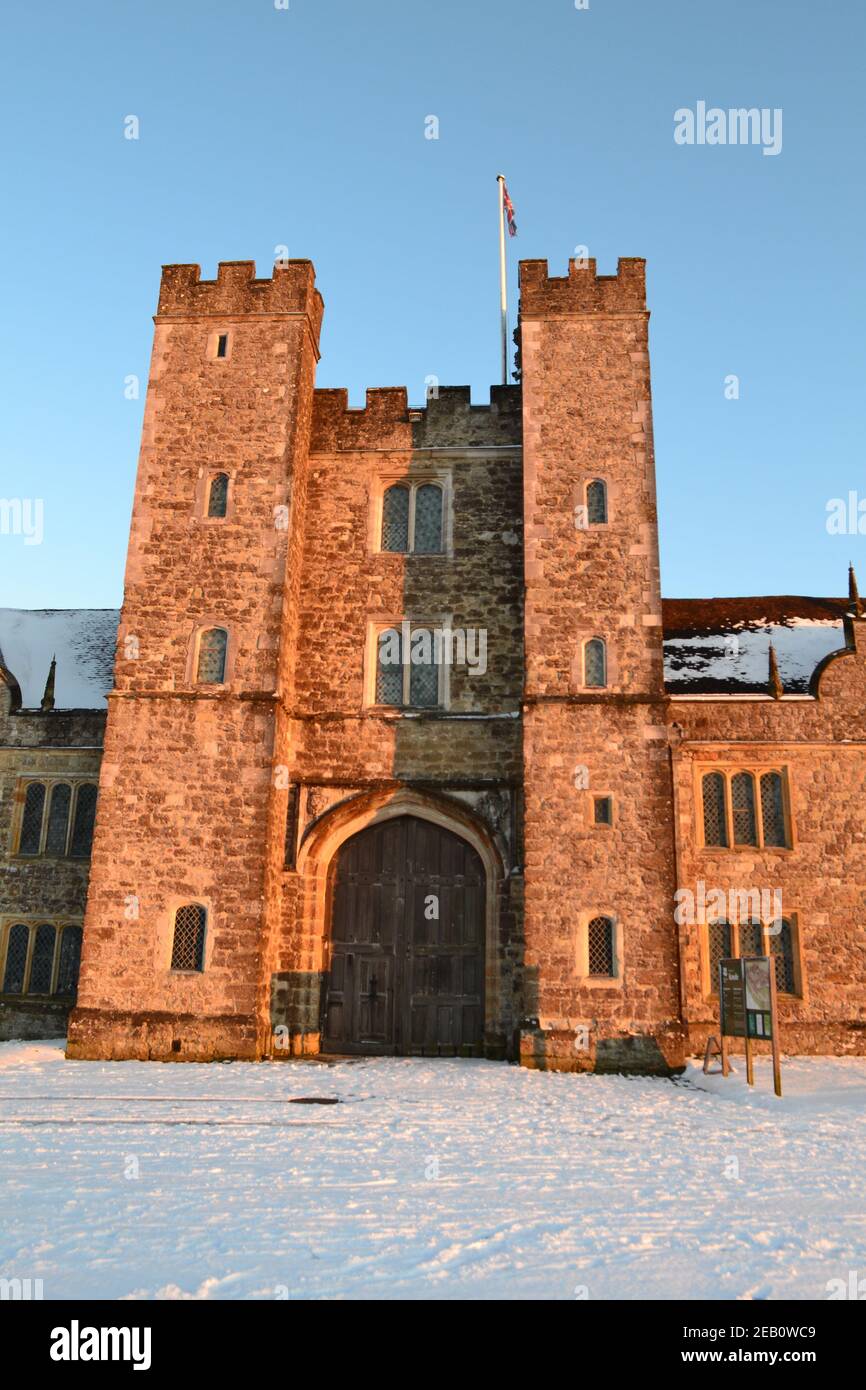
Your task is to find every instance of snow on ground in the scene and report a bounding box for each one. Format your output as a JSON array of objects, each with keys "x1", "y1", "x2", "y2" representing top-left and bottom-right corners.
[{"x1": 1, "y1": 1042, "x2": 864, "y2": 1301}]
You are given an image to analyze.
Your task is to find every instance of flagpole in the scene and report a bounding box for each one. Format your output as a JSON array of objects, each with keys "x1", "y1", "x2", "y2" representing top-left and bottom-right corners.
[{"x1": 497, "y1": 173, "x2": 508, "y2": 385}]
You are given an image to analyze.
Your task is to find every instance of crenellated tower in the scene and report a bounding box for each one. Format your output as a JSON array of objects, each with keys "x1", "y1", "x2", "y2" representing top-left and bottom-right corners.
[
  {"x1": 518, "y1": 256, "x2": 683, "y2": 1071},
  {"x1": 68, "y1": 261, "x2": 323, "y2": 1060}
]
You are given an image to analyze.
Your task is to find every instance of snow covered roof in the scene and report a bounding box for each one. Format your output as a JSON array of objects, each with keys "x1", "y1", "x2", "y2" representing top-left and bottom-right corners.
[
  {"x1": 662, "y1": 597, "x2": 850, "y2": 695},
  {"x1": 0, "y1": 609, "x2": 119, "y2": 710},
  {"x1": 0, "y1": 597, "x2": 852, "y2": 709}
]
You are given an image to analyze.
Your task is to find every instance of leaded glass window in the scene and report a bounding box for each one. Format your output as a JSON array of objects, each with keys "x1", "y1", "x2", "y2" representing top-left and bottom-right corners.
[
  {"x1": 196, "y1": 627, "x2": 228, "y2": 684},
  {"x1": 584, "y1": 638, "x2": 607, "y2": 688},
  {"x1": 380, "y1": 481, "x2": 444, "y2": 554},
  {"x1": 409, "y1": 643, "x2": 439, "y2": 707},
  {"x1": 19, "y1": 782, "x2": 46, "y2": 855},
  {"x1": 381, "y1": 485, "x2": 410, "y2": 552},
  {"x1": 171, "y1": 904, "x2": 206, "y2": 972},
  {"x1": 738, "y1": 920, "x2": 764, "y2": 959},
  {"x1": 29, "y1": 924, "x2": 56, "y2": 994},
  {"x1": 587, "y1": 916, "x2": 615, "y2": 977},
  {"x1": 731, "y1": 772, "x2": 757, "y2": 846},
  {"x1": 45, "y1": 783, "x2": 72, "y2": 855},
  {"x1": 375, "y1": 625, "x2": 441, "y2": 708},
  {"x1": 207, "y1": 472, "x2": 229, "y2": 518},
  {"x1": 586, "y1": 479, "x2": 608, "y2": 525},
  {"x1": 56, "y1": 927, "x2": 83, "y2": 998},
  {"x1": 413, "y1": 484, "x2": 443, "y2": 553},
  {"x1": 768, "y1": 919, "x2": 795, "y2": 993},
  {"x1": 701, "y1": 773, "x2": 728, "y2": 847},
  {"x1": 70, "y1": 784, "x2": 98, "y2": 859},
  {"x1": 760, "y1": 772, "x2": 786, "y2": 847},
  {"x1": 708, "y1": 920, "x2": 732, "y2": 990},
  {"x1": 2, "y1": 924, "x2": 29, "y2": 994},
  {"x1": 376, "y1": 628, "x2": 403, "y2": 705}
]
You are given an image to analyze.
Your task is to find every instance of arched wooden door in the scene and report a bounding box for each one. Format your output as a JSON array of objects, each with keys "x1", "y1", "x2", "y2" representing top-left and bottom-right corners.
[{"x1": 322, "y1": 815, "x2": 485, "y2": 1056}]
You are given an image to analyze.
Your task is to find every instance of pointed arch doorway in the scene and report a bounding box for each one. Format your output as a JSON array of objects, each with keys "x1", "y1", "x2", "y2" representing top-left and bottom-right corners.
[{"x1": 321, "y1": 814, "x2": 485, "y2": 1056}]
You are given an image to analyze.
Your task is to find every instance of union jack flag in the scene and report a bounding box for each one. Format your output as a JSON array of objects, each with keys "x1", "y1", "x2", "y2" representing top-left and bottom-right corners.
[{"x1": 502, "y1": 180, "x2": 517, "y2": 237}]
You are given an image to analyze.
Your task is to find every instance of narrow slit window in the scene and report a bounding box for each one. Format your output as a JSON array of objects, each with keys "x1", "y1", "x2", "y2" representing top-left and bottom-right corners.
[
  {"x1": 408, "y1": 629, "x2": 439, "y2": 708},
  {"x1": 768, "y1": 919, "x2": 796, "y2": 993},
  {"x1": 45, "y1": 783, "x2": 72, "y2": 855},
  {"x1": 19, "y1": 782, "x2": 46, "y2": 856},
  {"x1": 586, "y1": 479, "x2": 608, "y2": 525},
  {"x1": 760, "y1": 772, "x2": 787, "y2": 847},
  {"x1": 731, "y1": 772, "x2": 758, "y2": 846},
  {"x1": 584, "y1": 638, "x2": 607, "y2": 688},
  {"x1": 29, "y1": 924, "x2": 57, "y2": 994},
  {"x1": 594, "y1": 796, "x2": 613, "y2": 825},
  {"x1": 376, "y1": 628, "x2": 403, "y2": 706},
  {"x1": 207, "y1": 473, "x2": 229, "y2": 518},
  {"x1": 196, "y1": 627, "x2": 228, "y2": 684},
  {"x1": 56, "y1": 926, "x2": 84, "y2": 998},
  {"x1": 69, "y1": 784, "x2": 98, "y2": 859},
  {"x1": 216, "y1": 334, "x2": 228, "y2": 359},
  {"x1": 171, "y1": 904, "x2": 206, "y2": 972},
  {"x1": 738, "y1": 920, "x2": 764, "y2": 959},
  {"x1": 2, "y1": 924, "x2": 30, "y2": 994},
  {"x1": 701, "y1": 773, "x2": 728, "y2": 847},
  {"x1": 381, "y1": 485, "x2": 410, "y2": 552},
  {"x1": 587, "y1": 916, "x2": 615, "y2": 977},
  {"x1": 413, "y1": 484, "x2": 444, "y2": 554},
  {"x1": 708, "y1": 920, "x2": 733, "y2": 990}
]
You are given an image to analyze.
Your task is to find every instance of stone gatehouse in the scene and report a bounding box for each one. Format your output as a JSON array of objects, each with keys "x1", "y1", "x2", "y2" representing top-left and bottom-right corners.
[{"x1": 2, "y1": 252, "x2": 864, "y2": 1069}]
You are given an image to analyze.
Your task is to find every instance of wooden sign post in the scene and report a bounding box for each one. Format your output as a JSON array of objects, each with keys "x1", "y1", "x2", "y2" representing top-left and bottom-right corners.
[{"x1": 718, "y1": 956, "x2": 781, "y2": 1097}]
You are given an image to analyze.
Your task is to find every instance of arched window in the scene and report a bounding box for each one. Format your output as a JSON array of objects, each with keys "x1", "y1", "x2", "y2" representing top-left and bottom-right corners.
[
  {"x1": 196, "y1": 627, "x2": 228, "y2": 684},
  {"x1": 29, "y1": 924, "x2": 57, "y2": 994},
  {"x1": 768, "y1": 919, "x2": 795, "y2": 993},
  {"x1": 731, "y1": 772, "x2": 757, "y2": 846},
  {"x1": 413, "y1": 484, "x2": 444, "y2": 553},
  {"x1": 171, "y1": 904, "x2": 206, "y2": 972},
  {"x1": 381, "y1": 485, "x2": 410, "y2": 552},
  {"x1": 19, "y1": 782, "x2": 46, "y2": 856},
  {"x1": 760, "y1": 772, "x2": 786, "y2": 847},
  {"x1": 207, "y1": 472, "x2": 229, "y2": 518},
  {"x1": 2, "y1": 923, "x2": 29, "y2": 994},
  {"x1": 587, "y1": 916, "x2": 615, "y2": 977},
  {"x1": 738, "y1": 919, "x2": 764, "y2": 959},
  {"x1": 70, "y1": 784, "x2": 98, "y2": 859},
  {"x1": 708, "y1": 920, "x2": 732, "y2": 989},
  {"x1": 45, "y1": 783, "x2": 72, "y2": 855},
  {"x1": 586, "y1": 479, "x2": 608, "y2": 525},
  {"x1": 701, "y1": 773, "x2": 728, "y2": 847},
  {"x1": 584, "y1": 638, "x2": 607, "y2": 688},
  {"x1": 56, "y1": 926, "x2": 84, "y2": 998}
]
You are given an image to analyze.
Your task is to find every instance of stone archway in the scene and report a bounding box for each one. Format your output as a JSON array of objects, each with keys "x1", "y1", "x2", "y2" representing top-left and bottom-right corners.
[
  {"x1": 322, "y1": 814, "x2": 485, "y2": 1055},
  {"x1": 294, "y1": 789, "x2": 504, "y2": 1055}
]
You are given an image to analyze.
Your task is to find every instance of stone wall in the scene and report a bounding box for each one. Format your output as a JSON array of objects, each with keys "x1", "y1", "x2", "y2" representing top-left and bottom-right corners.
[
  {"x1": 0, "y1": 688, "x2": 104, "y2": 1038},
  {"x1": 669, "y1": 619, "x2": 866, "y2": 1056},
  {"x1": 519, "y1": 258, "x2": 683, "y2": 1073},
  {"x1": 68, "y1": 261, "x2": 323, "y2": 1061}
]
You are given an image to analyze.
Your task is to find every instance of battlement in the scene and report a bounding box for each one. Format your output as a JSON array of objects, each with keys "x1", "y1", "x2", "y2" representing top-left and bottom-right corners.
[
  {"x1": 518, "y1": 256, "x2": 646, "y2": 316},
  {"x1": 310, "y1": 384, "x2": 522, "y2": 452},
  {"x1": 156, "y1": 260, "x2": 324, "y2": 338}
]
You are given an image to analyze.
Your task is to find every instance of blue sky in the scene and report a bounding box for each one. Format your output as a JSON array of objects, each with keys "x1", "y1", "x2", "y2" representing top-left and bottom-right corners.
[{"x1": 1, "y1": 0, "x2": 864, "y2": 607}]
